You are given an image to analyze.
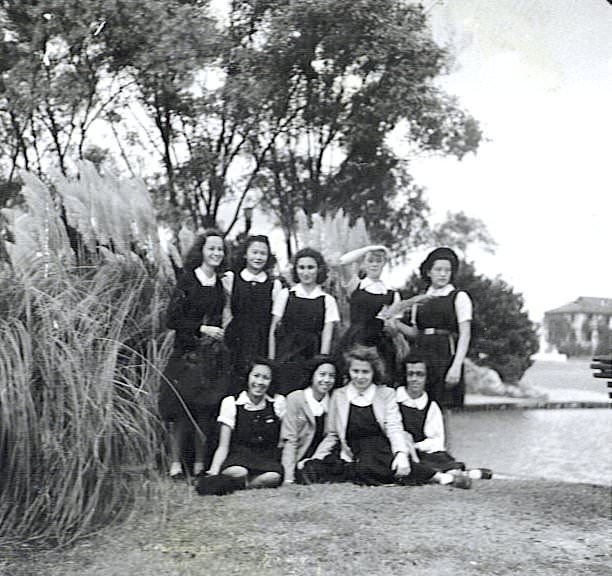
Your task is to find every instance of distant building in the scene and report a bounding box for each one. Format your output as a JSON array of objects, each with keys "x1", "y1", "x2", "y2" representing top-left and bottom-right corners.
[{"x1": 543, "y1": 297, "x2": 612, "y2": 356}]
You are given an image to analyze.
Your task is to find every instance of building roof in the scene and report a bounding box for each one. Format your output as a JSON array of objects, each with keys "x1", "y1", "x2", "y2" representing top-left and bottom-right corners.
[{"x1": 546, "y1": 297, "x2": 612, "y2": 316}]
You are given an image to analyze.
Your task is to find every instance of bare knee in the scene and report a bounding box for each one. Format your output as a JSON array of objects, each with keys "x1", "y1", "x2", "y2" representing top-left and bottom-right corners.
[{"x1": 249, "y1": 472, "x2": 282, "y2": 488}]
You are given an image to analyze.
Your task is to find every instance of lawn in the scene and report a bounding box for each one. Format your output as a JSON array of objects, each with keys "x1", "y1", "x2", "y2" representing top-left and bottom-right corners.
[{"x1": 2, "y1": 479, "x2": 609, "y2": 576}]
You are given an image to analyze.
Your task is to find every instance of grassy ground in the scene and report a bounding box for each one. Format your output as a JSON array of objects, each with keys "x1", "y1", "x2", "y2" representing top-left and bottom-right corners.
[{"x1": 2, "y1": 479, "x2": 609, "y2": 576}]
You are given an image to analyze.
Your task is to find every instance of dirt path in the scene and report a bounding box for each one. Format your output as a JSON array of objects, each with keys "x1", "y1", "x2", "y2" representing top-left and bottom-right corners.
[{"x1": 2, "y1": 478, "x2": 609, "y2": 576}]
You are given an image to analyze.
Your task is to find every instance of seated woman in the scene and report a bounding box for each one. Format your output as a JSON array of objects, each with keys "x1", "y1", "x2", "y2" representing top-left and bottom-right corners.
[
  {"x1": 397, "y1": 353, "x2": 492, "y2": 482},
  {"x1": 205, "y1": 359, "x2": 286, "y2": 490},
  {"x1": 281, "y1": 355, "x2": 339, "y2": 484},
  {"x1": 308, "y1": 345, "x2": 414, "y2": 486}
]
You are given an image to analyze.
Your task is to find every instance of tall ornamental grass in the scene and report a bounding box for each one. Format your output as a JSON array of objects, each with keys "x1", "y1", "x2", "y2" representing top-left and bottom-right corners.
[{"x1": 0, "y1": 166, "x2": 174, "y2": 545}]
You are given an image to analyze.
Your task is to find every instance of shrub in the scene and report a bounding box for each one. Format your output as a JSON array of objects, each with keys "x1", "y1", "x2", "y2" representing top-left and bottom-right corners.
[{"x1": 0, "y1": 166, "x2": 174, "y2": 545}]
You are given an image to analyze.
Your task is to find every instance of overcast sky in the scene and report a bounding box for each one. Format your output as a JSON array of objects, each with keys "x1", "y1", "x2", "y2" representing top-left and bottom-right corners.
[{"x1": 388, "y1": 0, "x2": 612, "y2": 320}]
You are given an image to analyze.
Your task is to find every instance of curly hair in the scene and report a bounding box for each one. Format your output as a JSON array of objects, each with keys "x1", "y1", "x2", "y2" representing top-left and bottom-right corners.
[
  {"x1": 343, "y1": 345, "x2": 386, "y2": 385},
  {"x1": 232, "y1": 235, "x2": 276, "y2": 273},
  {"x1": 307, "y1": 354, "x2": 341, "y2": 389},
  {"x1": 183, "y1": 229, "x2": 227, "y2": 272},
  {"x1": 291, "y1": 247, "x2": 329, "y2": 285}
]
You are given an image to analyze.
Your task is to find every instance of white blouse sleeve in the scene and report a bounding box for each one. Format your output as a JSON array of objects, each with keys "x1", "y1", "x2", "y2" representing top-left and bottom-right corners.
[
  {"x1": 273, "y1": 394, "x2": 286, "y2": 420},
  {"x1": 217, "y1": 396, "x2": 237, "y2": 429},
  {"x1": 324, "y1": 294, "x2": 340, "y2": 324},
  {"x1": 454, "y1": 291, "x2": 473, "y2": 323},
  {"x1": 271, "y1": 287, "x2": 289, "y2": 318},
  {"x1": 415, "y1": 401, "x2": 446, "y2": 453}
]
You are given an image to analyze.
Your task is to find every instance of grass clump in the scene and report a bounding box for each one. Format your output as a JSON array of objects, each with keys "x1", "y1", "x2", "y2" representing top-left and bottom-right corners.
[{"x1": 0, "y1": 166, "x2": 174, "y2": 545}]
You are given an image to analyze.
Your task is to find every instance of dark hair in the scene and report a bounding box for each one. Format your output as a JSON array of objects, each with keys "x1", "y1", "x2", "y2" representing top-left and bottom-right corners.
[
  {"x1": 419, "y1": 247, "x2": 459, "y2": 285},
  {"x1": 244, "y1": 357, "x2": 278, "y2": 396},
  {"x1": 232, "y1": 235, "x2": 276, "y2": 273},
  {"x1": 291, "y1": 247, "x2": 329, "y2": 284},
  {"x1": 183, "y1": 229, "x2": 227, "y2": 272},
  {"x1": 399, "y1": 353, "x2": 431, "y2": 385},
  {"x1": 343, "y1": 345, "x2": 385, "y2": 385},
  {"x1": 307, "y1": 354, "x2": 341, "y2": 389}
]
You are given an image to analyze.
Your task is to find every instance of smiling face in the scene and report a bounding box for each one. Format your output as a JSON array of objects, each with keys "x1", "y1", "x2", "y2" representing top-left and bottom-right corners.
[
  {"x1": 405, "y1": 361, "x2": 427, "y2": 399},
  {"x1": 427, "y1": 259, "x2": 453, "y2": 289},
  {"x1": 245, "y1": 241, "x2": 269, "y2": 274},
  {"x1": 349, "y1": 358, "x2": 374, "y2": 392},
  {"x1": 363, "y1": 250, "x2": 386, "y2": 279},
  {"x1": 296, "y1": 256, "x2": 318, "y2": 287},
  {"x1": 201, "y1": 235, "x2": 225, "y2": 269},
  {"x1": 247, "y1": 363, "x2": 273, "y2": 402},
  {"x1": 310, "y1": 362, "x2": 336, "y2": 400}
]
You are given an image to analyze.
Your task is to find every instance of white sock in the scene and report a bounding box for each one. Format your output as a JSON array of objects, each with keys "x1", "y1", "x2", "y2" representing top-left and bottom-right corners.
[
  {"x1": 169, "y1": 462, "x2": 182, "y2": 476},
  {"x1": 436, "y1": 472, "x2": 454, "y2": 485},
  {"x1": 193, "y1": 462, "x2": 204, "y2": 475},
  {"x1": 468, "y1": 469, "x2": 483, "y2": 480}
]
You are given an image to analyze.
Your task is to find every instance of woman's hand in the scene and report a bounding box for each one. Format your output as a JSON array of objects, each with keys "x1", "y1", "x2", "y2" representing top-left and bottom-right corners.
[
  {"x1": 200, "y1": 325, "x2": 224, "y2": 340},
  {"x1": 391, "y1": 452, "x2": 411, "y2": 478},
  {"x1": 445, "y1": 363, "x2": 462, "y2": 387},
  {"x1": 383, "y1": 318, "x2": 399, "y2": 336}
]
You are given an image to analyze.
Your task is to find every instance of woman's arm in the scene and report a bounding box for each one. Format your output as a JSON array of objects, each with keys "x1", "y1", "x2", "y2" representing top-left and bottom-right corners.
[
  {"x1": 320, "y1": 321, "x2": 334, "y2": 355},
  {"x1": 446, "y1": 319, "x2": 471, "y2": 386},
  {"x1": 416, "y1": 401, "x2": 445, "y2": 453},
  {"x1": 207, "y1": 424, "x2": 232, "y2": 475},
  {"x1": 268, "y1": 315, "x2": 281, "y2": 359},
  {"x1": 280, "y1": 393, "x2": 302, "y2": 484},
  {"x1": 311, "y1": 392, "x2": 341, "y2": 460}
]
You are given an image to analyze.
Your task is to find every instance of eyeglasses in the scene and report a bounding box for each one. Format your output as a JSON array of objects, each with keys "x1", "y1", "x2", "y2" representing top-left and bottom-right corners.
[{"x1": 406, "y1": 370, "x2": 426, "y2": 377}]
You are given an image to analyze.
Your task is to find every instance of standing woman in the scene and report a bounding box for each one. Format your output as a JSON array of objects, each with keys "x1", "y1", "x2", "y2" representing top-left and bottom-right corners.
[
  {"x1": 224, "y1": 235, "x2": 282, "y2": 386},
  {"x1": 309, "y1": 345, "x2": 416, "y2": 486},
  {"x1": 269, "y1": 248, "x2": 339, "y2": 395},
  {"x1": 207, "y1": 358, "x2": 285, "y2": 489},
  {"x1": 338, "y1": 245, "x2": 401, "y2": 384},
  {"x1": 159, "y1": 230, "x2": 230, "y2": 479},
  {"x1": 400, "y1": 247, "x2": 472, "y2": 408},
  {"x1": 281, "y1": 355, "x2": 339, "y2": 484}
]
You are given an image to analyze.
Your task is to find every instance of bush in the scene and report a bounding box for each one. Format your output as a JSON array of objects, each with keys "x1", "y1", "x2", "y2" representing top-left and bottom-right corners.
[{"x1": 0, "y1": 167, "x2": 174, "y2": 545}]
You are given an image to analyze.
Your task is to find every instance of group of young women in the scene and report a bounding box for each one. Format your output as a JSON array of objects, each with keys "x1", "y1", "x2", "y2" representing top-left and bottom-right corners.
[{"x1": 158, "y1": 230, "x2": 490, "y2": 492}]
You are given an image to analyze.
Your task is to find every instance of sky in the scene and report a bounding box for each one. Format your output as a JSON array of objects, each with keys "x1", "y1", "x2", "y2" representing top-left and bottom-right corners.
[{"x1": 385, "y1": 0, "x2": 612, "y2": 320}]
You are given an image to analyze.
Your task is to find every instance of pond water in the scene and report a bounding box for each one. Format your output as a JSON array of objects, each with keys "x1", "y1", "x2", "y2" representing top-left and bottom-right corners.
[{"x1": 447, "y1": 409, "x2": 611, "y2": 486}]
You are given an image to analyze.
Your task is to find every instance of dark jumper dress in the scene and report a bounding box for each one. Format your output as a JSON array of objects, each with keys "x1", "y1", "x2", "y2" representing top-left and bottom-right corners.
[
  {"x1": 158, "y1": 270, "x2": 230, "y2": 425},
  {"x1": 399, "y1": 400, "x2": 465, "y2": 472},
  {"x1": 346, "y1": 404, "x2": 435, "y2": 486},
  {"x1": 224, "y1": 273, "x2": 274, "y2": 385},
  {"x1": 275, "y1": 292, "x2": 326, "y2": 395},
  {"x1": 414, "y1": 290, "x2": 467, "y2": 408},
  {"x1": 341, "y1": 287, "x2": 397, "y2": 384},
  {"x1": 221, "y1": 397, "x2": 282, "y2": 475}
]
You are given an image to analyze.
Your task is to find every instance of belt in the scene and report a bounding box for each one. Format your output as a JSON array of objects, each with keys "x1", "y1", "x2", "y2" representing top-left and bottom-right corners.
[
  {"x1": 419, "y1": 328, "x2": 456, "y2": 355},
  {"x1": 420, "y1": 328, "x2": 452, "y2": 336}
]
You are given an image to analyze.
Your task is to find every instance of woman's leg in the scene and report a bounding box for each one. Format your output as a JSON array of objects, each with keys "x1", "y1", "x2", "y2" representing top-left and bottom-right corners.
[
  {"x1": 169, "y1": 418, "x2": 190, "y2": 477},
  {"x1": 249, "y1": 472, "x2": 282, "y2": 488}
]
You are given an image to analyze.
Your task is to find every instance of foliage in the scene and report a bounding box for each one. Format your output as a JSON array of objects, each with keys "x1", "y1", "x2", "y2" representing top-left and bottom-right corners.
[
  {"x1": 402, "y1": 261, "x2": 538, "y2": 384},
  {"x1": 0, "y1": 166, "x2": 174, "y2": 545},
  {"x1": 252, "y1": 0, "x2": 480, "y2": 255},
  {"x1": 0, "y1": 0, "x2": 481, "y2": 253}
]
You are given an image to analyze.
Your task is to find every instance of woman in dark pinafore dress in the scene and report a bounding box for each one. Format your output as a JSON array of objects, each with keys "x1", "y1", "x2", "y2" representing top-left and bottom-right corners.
[
  {"x1": 159, "y1": 230, "x2": 231, "y2": 478},
  {"x1": 399, "y1": 247, "x2": 473, "y2": 408},
  {"x1": 207, "y1": 358, "x2": 285, "y2": 489},
  {"x1": 224, "y1": 236, "x2": 282, "y2": 389},
  {"x1": 338, "y1": 245, "x2": 401, "y2": 385},
  {"x1": 269, "y1": 248, "x2": 339, "y2": 396}
]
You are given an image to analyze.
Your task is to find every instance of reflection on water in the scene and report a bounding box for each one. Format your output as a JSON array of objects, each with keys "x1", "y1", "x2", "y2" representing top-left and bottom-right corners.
[{"x1": 447, "y1": 409, "x2": 611, "y2": 486}]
